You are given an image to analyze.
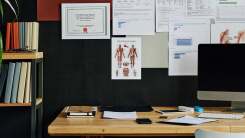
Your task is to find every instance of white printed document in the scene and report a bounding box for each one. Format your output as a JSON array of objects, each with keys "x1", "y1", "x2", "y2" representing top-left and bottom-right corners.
[
  {"x1": 187, "y1": 0, "x2": 216, "y2": 17},
  {"x1": 103, "y1": 111, "x2": 137, "y2": 120},
  {"x1": 113, "y1": 0, "x2": 155, "y2": 35},
  {"x1": 169, "y1": 18, "x2": 211, "y2": 76},
  {"x1": 216, "y1": 0, "x2": 245, "y2": 20},
  {"x1": 162, "y1": 115, "x2": 216, "y2": 125},
  {"x1": 156, "y1": 0, "x2": 186, "y2": 32}
]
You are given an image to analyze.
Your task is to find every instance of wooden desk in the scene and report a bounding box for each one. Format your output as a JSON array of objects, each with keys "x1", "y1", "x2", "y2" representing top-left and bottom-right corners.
[{"x1": 48, "y1": 106, "x2": 245, "y2": 137}]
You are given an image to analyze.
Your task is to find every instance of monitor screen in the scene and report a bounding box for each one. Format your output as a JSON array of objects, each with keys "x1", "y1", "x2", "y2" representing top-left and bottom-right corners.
[{"x1": 198, "y1": 44, "x2": 245, "y2": 92}]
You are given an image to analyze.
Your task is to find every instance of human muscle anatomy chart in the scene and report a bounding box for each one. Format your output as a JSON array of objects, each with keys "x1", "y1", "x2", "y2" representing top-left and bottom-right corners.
[
  {"x1": 112, "y1": 37, "x2": 141, "y2": 80},
  {"x1": 211, "y1": 22, "x2": 245, "y2": 44}
]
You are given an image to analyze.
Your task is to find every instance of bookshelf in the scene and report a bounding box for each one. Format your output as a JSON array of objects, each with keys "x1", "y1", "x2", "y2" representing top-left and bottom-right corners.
[
  {"x1": 0, "y1": 52, "x2": 43, "y2": 138},
  {"x1": 2, "y1": 52, "x2": 43, "y2": 60}
]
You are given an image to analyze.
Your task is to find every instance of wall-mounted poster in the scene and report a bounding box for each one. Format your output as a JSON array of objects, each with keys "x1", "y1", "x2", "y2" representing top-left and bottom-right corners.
[
  {"x1": 113, "y1": 0, "x2": 155, "y2": 35},
  {"x1": 112, "y1": 37, "x2": 142, "y2": 80},
  {"x1": 61, "y1": 3, "x2": 110, "y2": 39},
  {"x1": 211, "y1": 22, "x2": 245, "y2": 44}
]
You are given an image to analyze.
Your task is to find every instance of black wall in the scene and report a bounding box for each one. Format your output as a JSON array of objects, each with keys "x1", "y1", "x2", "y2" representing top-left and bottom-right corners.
[{"x1": 0, "y1": 0, "x2": 228, "y2": 138}]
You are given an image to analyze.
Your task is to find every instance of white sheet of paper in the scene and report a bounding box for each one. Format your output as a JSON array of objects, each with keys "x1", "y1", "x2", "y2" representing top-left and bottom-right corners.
[
  {"x1": 211, "y1": 22, "x2": 245, "y2": 44},
  {"x1": 187, "y1": 0, "x2": 216, "y2": 17},
  {"x1": 111, "y1": 37, "x2": 142, "y2": 80},
  {"x1": 103, "y1": 111, "x2": 137, "y2": 120},
  {"x1": 216, "y1": 0, "x2": 245, "y2": 20},
  {"x1": 169, "y1": 49, "x2": 198, "y2": 76},
  {"x1": 164, "y1": 115, "x2": 216, "y2": 125},
  {"x1": 169, "y1": 18, "x2": 211, "y2": 76},
  {"x1": 113, "y1": 0, "x2": 155, "y2": 35},
  {"x1": 61, "y1": 3, "x2": 110, "y2": 39},
  {"x1": 156, "y1": 0, "x2": 186, "y2": 32}
]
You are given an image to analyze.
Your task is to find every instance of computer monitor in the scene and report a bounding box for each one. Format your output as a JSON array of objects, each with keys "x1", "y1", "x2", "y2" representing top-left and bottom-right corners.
[{"x1": 197, "y1": 44, "x2": 245, "y2": 110}]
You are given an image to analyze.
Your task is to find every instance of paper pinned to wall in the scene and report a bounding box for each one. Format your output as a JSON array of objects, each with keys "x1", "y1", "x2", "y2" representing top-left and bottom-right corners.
[
  {"x1": 156, "y1": 0, "x2": 216, "y2": 32},
  {"x1": 186, "y1": 0, "x2": 216, "y2": 17},
  {"x1": 113, "y1": 0, "x2": 155, "y2": 35},
  {"x1": 211, "y1": 22, "x2": 245, "y2": 44},
  {"x1": 156, "y1": 0, "x2": 187, "y2": 32},
  {"x1": 216, "y1": 0, "x2": 245, "y2": 20},
  {"x1": 112, "y1": 37, "x2": 142, "y2": 80},
  {"x1": 168, "y1": 18, "x2": 211, "y2": 76}
]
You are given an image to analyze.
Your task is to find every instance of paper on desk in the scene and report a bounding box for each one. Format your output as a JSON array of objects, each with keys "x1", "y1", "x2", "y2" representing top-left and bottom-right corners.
[
  {"x1": 164, "y1": 115, "x2": 216, "y2": 125},
  {"x1": 103, "y1": 111, "x2": 137, "y2": 120}
]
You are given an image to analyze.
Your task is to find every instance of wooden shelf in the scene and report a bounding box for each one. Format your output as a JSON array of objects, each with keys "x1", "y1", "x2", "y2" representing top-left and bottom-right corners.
[
  {"x1": 36, "y1": 98, "x2": 43, "y2": 106},
  {"x1": 2, "y1": 52, "x2": 43, "y2": 60},
  {"x1": 0, "y1": 103, "x2": 31, "y2": 107}
]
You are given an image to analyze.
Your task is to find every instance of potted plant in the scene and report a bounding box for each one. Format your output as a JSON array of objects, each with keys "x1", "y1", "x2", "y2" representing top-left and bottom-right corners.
[{"x1": 0, "y1": 0, "x2": 18, "y2": 67}]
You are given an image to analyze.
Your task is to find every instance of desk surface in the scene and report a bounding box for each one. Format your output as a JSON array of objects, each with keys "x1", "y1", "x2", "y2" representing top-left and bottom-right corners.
[{"x1": 48, "y1": 106, "x2": 245, "y2": 136}]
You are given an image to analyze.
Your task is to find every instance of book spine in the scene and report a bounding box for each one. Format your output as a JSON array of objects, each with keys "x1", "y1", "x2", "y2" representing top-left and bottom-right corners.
[
  {"x1": 17, "y1": 62, "x2": 28, "y2": 103},
  {"x1": 24, "y1": 62, "x2": 31, "y2": 103},
  {"x1": 5, "y1": 23, "x2": 11, "y2": 51},
  {"x1": 10, "y1": 62, "x2": 22, "y2": 103},
  {"x1": 13, "y1": 22, "x2": 20, "y2": 50},
  {"x1": 4, "y1": 63, "x2": 16, "y2": 103},
  {"x1": 0, "y1": 64, "x2": 9, "y2": 100}
]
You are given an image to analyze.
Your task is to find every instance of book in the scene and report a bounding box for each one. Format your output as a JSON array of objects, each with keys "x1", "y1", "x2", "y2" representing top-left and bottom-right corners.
[
  {"x1": 65, "y1": 106, "x2": 97, "y2": 118},
  {"x1": 0, "y1": 64, "x2": 9, "y2": 101},
  {"x1": 28, "y1": 23, "x2": 33, "y2": 50},
  {"x1": 13, "y1": 22, "x2": 20, "y2": 50},
  {"x1": 24, "y1": 62, "x2": 31, "y2": 103},
  {"x1": 18, "y1": 22, "x2": 22, "y2": 49},
  {"x1": 17, "y1": 62, "x2": 28, "y2": 103},
  {"x1": 32, "y1": 22, "x2": 39, "y2": 51},
  {"x1": 5, "y1": 23, "x2": 11, "y2": 51},
  {"x1": 4, "y1": 63, "x2": 16, "y2": 103},
  {"x1": 10, "y1": 62, "x2": 22, "y2": 103}
]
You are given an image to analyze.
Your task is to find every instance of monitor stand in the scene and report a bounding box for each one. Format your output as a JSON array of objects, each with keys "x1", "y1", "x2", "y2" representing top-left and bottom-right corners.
[{"x1": 230, "y1": 101, "x2": 245, "y2": 112}]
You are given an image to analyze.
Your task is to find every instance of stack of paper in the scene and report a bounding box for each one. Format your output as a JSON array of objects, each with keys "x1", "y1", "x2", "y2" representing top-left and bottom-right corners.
[
  {"x1": 103, "y1": 111, "x2": 137, "y2": 120},
  {"x1": 159, "y1": 115, "x2": 216, "y2": 125}
]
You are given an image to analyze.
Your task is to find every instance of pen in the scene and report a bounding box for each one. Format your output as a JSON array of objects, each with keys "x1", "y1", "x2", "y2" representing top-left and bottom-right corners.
[{"x1": 155, "y1": 110, "x2": 164, "y2": 114}]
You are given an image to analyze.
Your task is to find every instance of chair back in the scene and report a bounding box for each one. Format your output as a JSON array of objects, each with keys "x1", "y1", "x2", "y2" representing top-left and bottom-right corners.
[{"x1": 195, "y1": 129, "x2": 245, "y2": 138}]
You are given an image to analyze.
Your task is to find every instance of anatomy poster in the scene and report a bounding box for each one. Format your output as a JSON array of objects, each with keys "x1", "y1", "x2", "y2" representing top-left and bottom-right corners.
[
  {"x1": 211, "y1": 22, "x2": 245, "y2": 44},
  {"x1": 112, "y1": 37, "x2": 141, "y2": 80}
]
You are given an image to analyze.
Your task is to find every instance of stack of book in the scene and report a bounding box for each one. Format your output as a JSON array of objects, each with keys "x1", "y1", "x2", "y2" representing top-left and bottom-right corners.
[
  {"x1": 5, "y1": 22, "x2": 39, "y2": 52},
  {"x1": 65, "y1": 106, "x2": 97, "y2": 118},
  {"x1": 0, "y1": 62, "x2": 32, "y2": 103}
]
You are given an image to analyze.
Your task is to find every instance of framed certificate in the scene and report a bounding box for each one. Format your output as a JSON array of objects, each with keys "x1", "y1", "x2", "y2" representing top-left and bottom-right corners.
[{"x1": 62, "y1": 3, "x2": 110, "y2": 39}]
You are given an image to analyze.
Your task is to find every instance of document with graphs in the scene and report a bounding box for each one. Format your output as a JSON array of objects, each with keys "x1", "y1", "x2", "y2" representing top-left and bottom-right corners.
[
  {"x1": 113, "y1": 0, "x2": 155, "y2": 35},
  {"x1": 169, "y1": 18, "x2": 211, "y2": 76}
]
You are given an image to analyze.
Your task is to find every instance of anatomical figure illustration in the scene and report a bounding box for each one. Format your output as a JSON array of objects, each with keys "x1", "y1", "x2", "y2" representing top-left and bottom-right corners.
[{"x1": 219, "y1": 29, "x2": 245, "y2": 44}]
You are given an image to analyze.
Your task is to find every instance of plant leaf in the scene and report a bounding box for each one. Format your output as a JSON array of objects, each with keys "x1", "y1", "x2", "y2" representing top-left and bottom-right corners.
[
  {"x1": 4, "y1": 0, "x2": 17, "y2": 19},
  {"x1": 0, "y1": 0, "x2": 3, "y2": 21},
  {"x1": 13, "y1": 0, "x2": 19, "y2": 17}
]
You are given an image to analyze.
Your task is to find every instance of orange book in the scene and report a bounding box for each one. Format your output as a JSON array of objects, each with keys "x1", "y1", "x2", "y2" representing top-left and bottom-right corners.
[
  {"x1": 5, "y1": 23, "x2": 11, "y2": 51},
  {"x1": 13, "y1": 22, "x2": 20, "y2": 50}
]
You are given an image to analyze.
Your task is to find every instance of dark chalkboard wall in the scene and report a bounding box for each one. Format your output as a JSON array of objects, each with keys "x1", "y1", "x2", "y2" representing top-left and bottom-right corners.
[{"x1": 0, "y1": 0, "x2": 228, "y2": 138}]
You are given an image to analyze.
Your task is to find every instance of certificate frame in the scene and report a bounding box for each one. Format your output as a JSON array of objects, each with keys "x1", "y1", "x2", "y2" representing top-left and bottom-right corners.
[{"x1": 62, "y1": 3, "x2": 110, "y2": 39}]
